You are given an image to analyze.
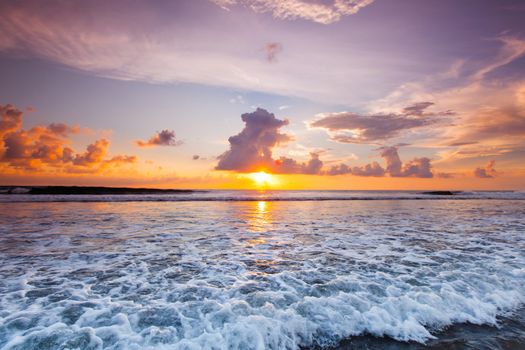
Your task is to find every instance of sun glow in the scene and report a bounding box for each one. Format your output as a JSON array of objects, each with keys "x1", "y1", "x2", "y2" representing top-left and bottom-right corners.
[{"x1": 249, "y1": 171, "x2": 275, "y2": 187}]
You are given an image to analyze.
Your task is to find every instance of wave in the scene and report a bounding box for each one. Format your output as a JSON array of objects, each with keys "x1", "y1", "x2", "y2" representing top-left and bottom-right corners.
[
  {"x1": 1, "y1": 199, "x2": 524, "y2": 349},
  {"x1": 1, "y1": 190, "x2": 524, "y2": 202}
]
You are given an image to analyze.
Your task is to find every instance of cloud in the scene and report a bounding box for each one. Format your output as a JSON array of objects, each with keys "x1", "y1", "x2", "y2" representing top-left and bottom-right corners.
[
  {"x1": 327, "y1": 161, "x2": 385, "y2": 176},
  {"x1": 73, "y1": 139, "x2": 109, "y2": 166},
  {"x1": 380, "y1": 146, "x2": 433, "y2": 178},
  {"x1": 474, "y1": 160, "x2": 498, "y2": 178},
  {"x1": 327, "y1": 146, "x2": 433, "y2": 178},
  {"x1": 275, "y1": 152, "x2": 323, "y2": 174},
  {"x1": 0, "y1": 0, "x2": 421, "y2": 106},
  {"x1": 398, "y1": 157, "x2": 433, "y2": 178},
  {"x1": 0, "y1": 104, "x2": 137, "y2": 174},
  {"x1": 214, "y1": 109, "x2": 325, "y2": 175},
  {"x1": 135, "y1": 130, "x2": 183, "y2": 147},
  {"x1": 447, "y1": 104, "x2": 525, "y2": 148},
  {"x1": 402, "y1": 102, "x2": 435, "y2": 116},
  {"x1": 229, "y1": 95, "x2": 245, "y2": 104},
  {"x1": 211, "y1": 0, "x2": 374, "y2": 24},
  {"x1": 216, "y1": 108, "x2": 292, "y2": 172},
  {"x1": 217, "y1": 109, "x2": 437, "y2": 177},
  {"x1": 193, "y1": 155, "x2": 200, "y2": 160},
  {"x1": 370, "y1": 36, "x2": 525, "y2": 168},
  {"x1": 108, "y1": 155, "x2": 138, "y2": 164},
  {"x1": 310, "y1": 102, "x2": 446, "y2": 144},
  {"x1": 0, "y1": 104, "x2": 23, "y2": 139},
  {"x1": 264, "y1": 42, "x2": 282, "y2": 62}
]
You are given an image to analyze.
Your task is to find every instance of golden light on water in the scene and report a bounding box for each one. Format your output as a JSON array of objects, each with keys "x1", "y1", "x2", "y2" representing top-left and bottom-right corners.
[{"x1": 248, "y1": 201, "x2": 270, "y2": 233}]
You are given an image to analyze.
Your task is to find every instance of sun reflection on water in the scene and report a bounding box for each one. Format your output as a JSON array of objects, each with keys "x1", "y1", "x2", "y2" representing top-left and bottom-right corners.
[{"x1": 242, "y1": 200, "x2": 280, "y2": 275}]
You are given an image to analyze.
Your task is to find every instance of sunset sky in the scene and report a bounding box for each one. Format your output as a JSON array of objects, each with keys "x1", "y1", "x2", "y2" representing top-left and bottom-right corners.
[{"x1": 1, "y1": 0, "x2": 524, "y2": 190}]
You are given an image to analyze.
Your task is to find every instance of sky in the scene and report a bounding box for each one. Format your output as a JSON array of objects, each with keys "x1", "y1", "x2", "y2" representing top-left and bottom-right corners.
[{"x1": 0, "y1": 0, "x2": 524, "y2": 190}]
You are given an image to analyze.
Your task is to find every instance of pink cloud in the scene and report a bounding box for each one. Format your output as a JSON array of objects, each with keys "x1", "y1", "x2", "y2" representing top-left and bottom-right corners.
[
  {"x1": 211, "y1": 0, "x2": 374, "y2": 24},
  {"x1": 474, "y1": 160, "x2": 498, "y2": 178}
]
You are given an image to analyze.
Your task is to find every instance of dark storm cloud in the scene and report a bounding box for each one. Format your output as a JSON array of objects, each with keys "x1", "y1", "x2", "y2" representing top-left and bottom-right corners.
[{"x1": 135, "y1": 130, "x2": 182, "y2": 147}]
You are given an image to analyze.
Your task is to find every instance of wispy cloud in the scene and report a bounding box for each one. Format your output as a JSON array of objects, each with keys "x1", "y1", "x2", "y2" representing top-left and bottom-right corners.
[
  {"x1": 210, "y1": 0, "x2": 374, "y2": 24},
  {"x1": 0, "y1": 0, "x2": 390, "y2": 105},
  {"x1": 368, "y1": 36, "x2": 525, "y2": 169},
  {"x1": 310, "y1": 102, "x2": 450, "y2": 144}
]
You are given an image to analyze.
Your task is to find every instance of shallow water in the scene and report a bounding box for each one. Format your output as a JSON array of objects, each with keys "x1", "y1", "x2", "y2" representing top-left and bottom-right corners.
[{"x1": 0, "y1": 197, "x2": 524, "y2": 349}]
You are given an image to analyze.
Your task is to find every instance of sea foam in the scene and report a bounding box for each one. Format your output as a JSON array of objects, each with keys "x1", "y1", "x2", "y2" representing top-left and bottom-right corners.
[{"x1": 0, "y1": 199, "x2": 524, "y2": 349}]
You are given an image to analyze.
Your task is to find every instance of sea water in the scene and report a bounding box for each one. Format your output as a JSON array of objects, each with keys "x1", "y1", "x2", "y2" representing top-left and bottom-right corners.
[{"x1": 0, "y1": 191, "x2": 524, "y2": 349}]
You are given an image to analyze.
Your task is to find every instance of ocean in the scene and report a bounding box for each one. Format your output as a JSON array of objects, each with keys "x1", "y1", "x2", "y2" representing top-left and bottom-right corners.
[{"x1": 0, "y1": 191, "x2": 524, "y2": 349}]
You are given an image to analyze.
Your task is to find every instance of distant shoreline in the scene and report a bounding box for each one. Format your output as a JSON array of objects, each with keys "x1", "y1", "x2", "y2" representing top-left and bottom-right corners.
[
  {"x1": 0, "y1": 186, "x2": 201, "y2": 195},
  {"x1": 0, "y1": 187, "x2": 518, "y2": 196}
]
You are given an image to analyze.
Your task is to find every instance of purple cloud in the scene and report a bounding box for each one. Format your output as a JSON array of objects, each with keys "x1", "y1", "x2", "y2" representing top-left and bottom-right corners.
[
  {"x1": 327, "y1": 146, "x2": 433, "y2": 178},
  {"x1": 310, "y1": 102, "x2": 449, "y2": 144},
  {"x1": 275, "y1": 153, "x2": 323, "y2": 174},
  {"x1": 474, "y1": 160, "x2": 498, "y2": 178},
  {"x1": 216, "y1": 108, "x2": 292, "y2": 172},
  {"x1": 328, "y1": 161, "x2": 385, "y2": 176},
  {"x1": 217, "y1": 109, "x2": 437, "y2": 177},
  {"x1": 135, "y1": 130, "x2": 183, "y2": 147}
]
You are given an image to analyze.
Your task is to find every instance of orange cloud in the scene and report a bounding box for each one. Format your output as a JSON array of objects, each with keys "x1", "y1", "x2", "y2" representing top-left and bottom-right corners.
[
  {"x1": 371, "y1": 36, "x2": 525, "y2": 170},
  {"x1": 0, "y1": 104, "x2": 23, "y2": 139},
  {"x1": 0, "y1": 104, "x2": 137, "y2": 175}
]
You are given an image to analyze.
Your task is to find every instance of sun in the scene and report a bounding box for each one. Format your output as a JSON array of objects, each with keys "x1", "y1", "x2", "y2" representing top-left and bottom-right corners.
[{"x1": 250, "y1": 171, "x2": 274, "y2": 187}]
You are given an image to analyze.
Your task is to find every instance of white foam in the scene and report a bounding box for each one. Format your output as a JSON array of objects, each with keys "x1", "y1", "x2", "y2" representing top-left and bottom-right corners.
[{"x1": 0, "y1": 199, "x2": 524, "y2": 349}]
